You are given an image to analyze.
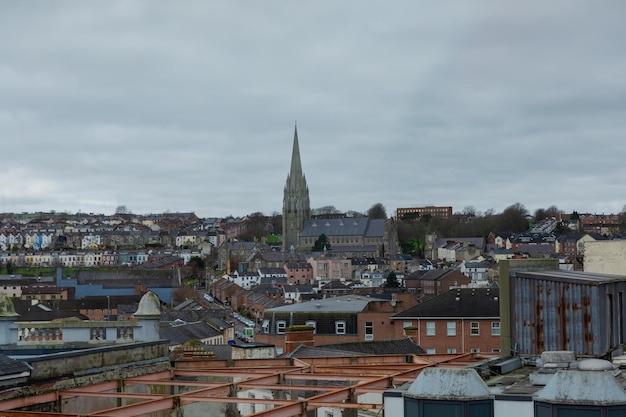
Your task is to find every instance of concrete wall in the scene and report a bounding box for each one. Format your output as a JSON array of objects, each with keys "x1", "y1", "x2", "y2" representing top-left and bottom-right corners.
[
  {"x1": 231, "y1": 344, "x2": 276, "y2": 360},
  {"x1": 584, "y1": 240, "x2": 626, "y2": 275},
  {"x1": 26, "y1": 340, "x2": 170, "y2": 381}
]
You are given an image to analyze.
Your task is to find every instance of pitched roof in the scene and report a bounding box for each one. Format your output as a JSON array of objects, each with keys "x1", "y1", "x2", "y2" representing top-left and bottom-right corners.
[
  {"x1": 393, "y1": 288, "x2": 500, "y2": 319},
  {"x1": 300, "y1": 217, "x2": 385, "y2": 238},
  {"x1": 0, "y1": 353, "x2": 30, "y2": 378},
  {"x1": 160, "y1": 321, "x2": 222, "y2": 346},
  {"x1": 317, "y1": 338, "x2": 425, "y2": 355},
  {"x1": 264, "y1": 294, "x2": 384, "y2": 314},
  {"x1": 416, "y1": 268, "x2": 463, "y2": 281},
  {"x1": 434, "y1": 237, "x2": 485, "y2": 250}
]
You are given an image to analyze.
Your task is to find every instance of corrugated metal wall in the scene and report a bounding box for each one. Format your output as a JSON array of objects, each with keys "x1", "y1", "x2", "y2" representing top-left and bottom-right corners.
[{"x1": 512, "y1": 272, "x2": 625, "y2": 357}]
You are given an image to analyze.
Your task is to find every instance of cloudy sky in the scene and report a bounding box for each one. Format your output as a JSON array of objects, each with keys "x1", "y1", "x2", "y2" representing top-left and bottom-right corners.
[{"x1": 1, "y1": 2, "x2": 625, "y2": 218}]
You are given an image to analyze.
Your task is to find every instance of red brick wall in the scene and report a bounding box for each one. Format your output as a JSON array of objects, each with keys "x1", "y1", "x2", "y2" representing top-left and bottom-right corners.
[{"x1": 393, "y1": 318, "x2": 500, "y2": 354}]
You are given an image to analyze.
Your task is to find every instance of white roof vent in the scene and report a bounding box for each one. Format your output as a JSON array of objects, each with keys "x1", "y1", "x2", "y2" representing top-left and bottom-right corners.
[{"x1": 578, "y1": 358, "x2": 615, "y2": 371}]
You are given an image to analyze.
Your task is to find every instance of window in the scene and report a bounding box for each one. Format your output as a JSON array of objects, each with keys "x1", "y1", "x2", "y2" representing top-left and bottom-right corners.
[
  {"x1": 406, "y1": 398, "x2": 494, "y2": 417},
  {"x1": 470, "y1": 348, "x2": 480, "y2": 353},
  {"x1": 403, "y1": 321, "x2": 413, "y2": 329},
  {"x1": 470, "y1": 322, "x2": 479, "y2": 336},
  {"x1": 447, "y1": 321, "x2": 456, "y2": 336},
  {"x1": 447, "y1": 348, "x2": 457, "y2": 354},
  {"x1": 426, "y1": 348, "x2": 436, "y2": 355},
  {"x1": 305, "y1": 320, "x2": 317, "y2": 334},
  {"x1": 426, "y1": 322, "x2": 435, "y2": 336},
  {"x1": 535, "y1": 402, "x2": 618, "y2": 417},
  {"x1": 276, "y1": 320, "x2": 286, "y2": 334},
  {"x1": 365, "y1": 322, "x2": 373, "y2": 341},
  {"x1": 335, "y1": 320, "x2": 346, "y2": 335},
  {"x1": 491, "y1": 322, "x2": 500, "y2": 336}
]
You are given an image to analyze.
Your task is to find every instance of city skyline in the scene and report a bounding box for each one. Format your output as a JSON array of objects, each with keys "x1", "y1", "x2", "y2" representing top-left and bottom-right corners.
[{"x1": 1, "y1": 2, "x2": 625, "y2": 218}]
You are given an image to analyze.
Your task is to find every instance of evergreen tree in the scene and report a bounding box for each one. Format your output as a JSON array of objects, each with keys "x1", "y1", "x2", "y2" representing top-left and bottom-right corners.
[{"x1": 312, "y1": 234, "x2": 331, "y2": 251}]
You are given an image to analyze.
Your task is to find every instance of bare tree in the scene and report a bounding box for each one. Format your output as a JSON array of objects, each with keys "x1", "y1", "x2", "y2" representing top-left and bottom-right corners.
[
  {"x1": 367, "y1": 203, "x2": 387, "y2": 219},
  {"x1": 312, "y1": 206, "x2": 341, "y2": 216},
  {"x1": 498, "y1": 203, "x2": 529, "y2": 232}
]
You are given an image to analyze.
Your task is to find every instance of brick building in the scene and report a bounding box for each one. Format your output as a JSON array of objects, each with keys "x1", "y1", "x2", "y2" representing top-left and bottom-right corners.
[
  {"x1": 255, "y1": 293, "x2": 417, "y2": 355},
  {"x1": 391, "y1": 287, "x2": 500, "y2": 354}
]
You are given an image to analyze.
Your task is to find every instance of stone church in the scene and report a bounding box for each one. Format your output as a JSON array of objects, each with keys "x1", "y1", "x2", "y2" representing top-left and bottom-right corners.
[{"x1": 282, "y1": 126, "x2": 398, "y2": 256}]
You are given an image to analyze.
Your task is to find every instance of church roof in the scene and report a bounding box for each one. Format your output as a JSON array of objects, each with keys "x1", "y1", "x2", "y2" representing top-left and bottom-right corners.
[{"x1": 300, "y1": 217, "x2": 384, "y2": 238}]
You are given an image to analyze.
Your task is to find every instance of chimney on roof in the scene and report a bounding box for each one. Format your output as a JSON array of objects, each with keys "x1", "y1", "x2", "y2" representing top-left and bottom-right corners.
[{"x1": 284, "y1": 325, "x2": 315, "y2": 355}]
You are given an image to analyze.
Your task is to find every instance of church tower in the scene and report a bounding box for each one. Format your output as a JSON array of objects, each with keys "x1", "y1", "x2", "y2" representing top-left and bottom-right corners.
[{"x1": 282, "y1": 125, "x2": 311, "y2": 252}]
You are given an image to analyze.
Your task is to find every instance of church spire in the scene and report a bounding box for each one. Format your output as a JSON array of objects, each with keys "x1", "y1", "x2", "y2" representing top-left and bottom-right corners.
[
  {"x1": 288, "y1": 124, "x2": 304, "y2": 187},
  {"x1": 283, "y1": 124, "x2": 311, "y2": 252}
]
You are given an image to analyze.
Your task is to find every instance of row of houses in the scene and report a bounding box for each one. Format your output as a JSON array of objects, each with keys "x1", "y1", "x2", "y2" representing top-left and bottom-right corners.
[
  {"x1": 0, "y1": 249, "x2": 200, "y2": 268},
  {"x1": 0, "y1": 229, "x2": 224, "y2": 251},
  {"x1": 487, "y1": 231, "x2": 606, "y2": 257},
  {"x1": 0, "y1": 211, "x2": 265, "y2": 252}
]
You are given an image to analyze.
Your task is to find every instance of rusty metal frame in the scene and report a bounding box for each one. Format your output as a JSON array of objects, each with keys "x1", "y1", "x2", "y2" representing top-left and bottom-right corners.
[{"x1": 0, "y1": 353, "x2": 493, "y2": 417}]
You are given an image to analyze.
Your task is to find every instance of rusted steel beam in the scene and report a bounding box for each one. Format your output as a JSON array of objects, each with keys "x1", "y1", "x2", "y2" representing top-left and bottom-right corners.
[
  {"x1": 237, "y1": 383, "x2": 337, "y2": 391},
  {"x1": 308, "y1": 402, "x2": 382, "y2": 409},
  {"x1": 181, "y1": 397, "x2": 294, "y2": 405},
  {"x1": 61, "y1": 391, "x2": 163, "y2": 400},
  {"x1": 242, "y1": 401, "x2": 306, "y2": 417},
  {"x1": 123, "y1": 380, "x2": 226, "y2": 388},
  {"x1": 354, "y1": 376, "x2": 393, "y2": 390},
  {"x1": 283, "y1": 374, "x2": 376, "y2": 382},
  {"x1": 60, "y1": 380, "x2": 119, "y2": 395},
  {"x1": 240, "y1": 373, "x2": 283, "y2": 385},
  {"x1": 0, "y1": 412, "x2": 79, "y2": 417},
  {"x1": 173, "y1": 369, "x2": 277, "y2": 378},
  {"x1": 305, "y1": 387, "x2": 351, "y2": 404},
  {"x1": 179, "y1": 384, "x2": 232, "y2": 398},
  {"x1": 89, "y1": 397, "x2": 176, "y2": 417},
  {"x1": 123, "y1": 370, "x2": 173, "y2": 382},
  {"x1": 0, "y1": 392, "x2": 59, "y2": 411}
]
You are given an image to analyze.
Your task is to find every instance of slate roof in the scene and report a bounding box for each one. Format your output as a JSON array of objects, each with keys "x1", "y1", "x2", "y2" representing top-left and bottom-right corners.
[
  {"x1": 259, "y1": 276, "x2": 287, "y2": 285},
  {"x1": 321, "y1": 281, "x2": 350, "y2": 290},
  {"x1": 517, "y1": 244, "x2": 555, "y2": 257},
  {"x1": 76, "y1": 270, "x2": 180, "y2": 288},
  {"x1": 263, "y1": 294, "x2": 385, "y2": 314},
  {"x1": 393, "y1": 288, "x2": 500, "y2": 319},
  {"x1": 160, "y1": 321, "x2": 222, "y2": 346},
  {"x1": 258, "y1": 268, "x2": 288, "y2": 276},
  {"x1": 0, "y1": 353, "x2": 30, "y2": 378},
  {"x1": 63, "y1": 295, "x2": 142, "y2": 310},
  {"x1": 326, "y1": 244, "x2": 378, "y2": 253},
  {"x1": 12, "y1": 300, "x2": 89, "y2": 321},
  {"x1": 285, "y1": 262, "x2": 312, "y2": 269},
  {"x1": 404, "y1": 270, "x2": 428, "y2": 281},
  {"x1": 283, "y1": 345, "x2": 368, "y2": 358},
  {"x1": 225, "y1": 241, "x2": 256, "y2": 251},
  {"x1": 316, "y1": 338, "x2": 425, "y2": 355},
  {"x1": 556, "y1": 232, "x2": 606, "y2": 242},
  {"x1": 414, "y1": 268, "x2": 462, "y2": 281},
  {"x1": 434, "y1": 237, "x2": 485, "y2": 251},
  {"x1": 300, "y1": 217, "x2": 384, "y2": 238},
  {"x1": 205, "y1": 317, "x2": 233, "y2": 331}
]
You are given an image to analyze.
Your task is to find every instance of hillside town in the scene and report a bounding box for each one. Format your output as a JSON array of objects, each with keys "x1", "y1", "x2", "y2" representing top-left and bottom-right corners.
[{"x1": 1, "y1": 129, "x2": 626, "y2": 417}]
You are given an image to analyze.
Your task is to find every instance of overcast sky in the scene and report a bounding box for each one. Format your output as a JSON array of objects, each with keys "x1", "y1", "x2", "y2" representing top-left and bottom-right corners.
[{"x1": 1, "y1": 2, "x2": 625, "y2": 218}]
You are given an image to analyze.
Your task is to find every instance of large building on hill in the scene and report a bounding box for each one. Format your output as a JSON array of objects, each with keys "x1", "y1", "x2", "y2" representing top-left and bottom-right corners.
[{"x1": 281, "y1": 126, "x2": 399, "y2": 256}]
